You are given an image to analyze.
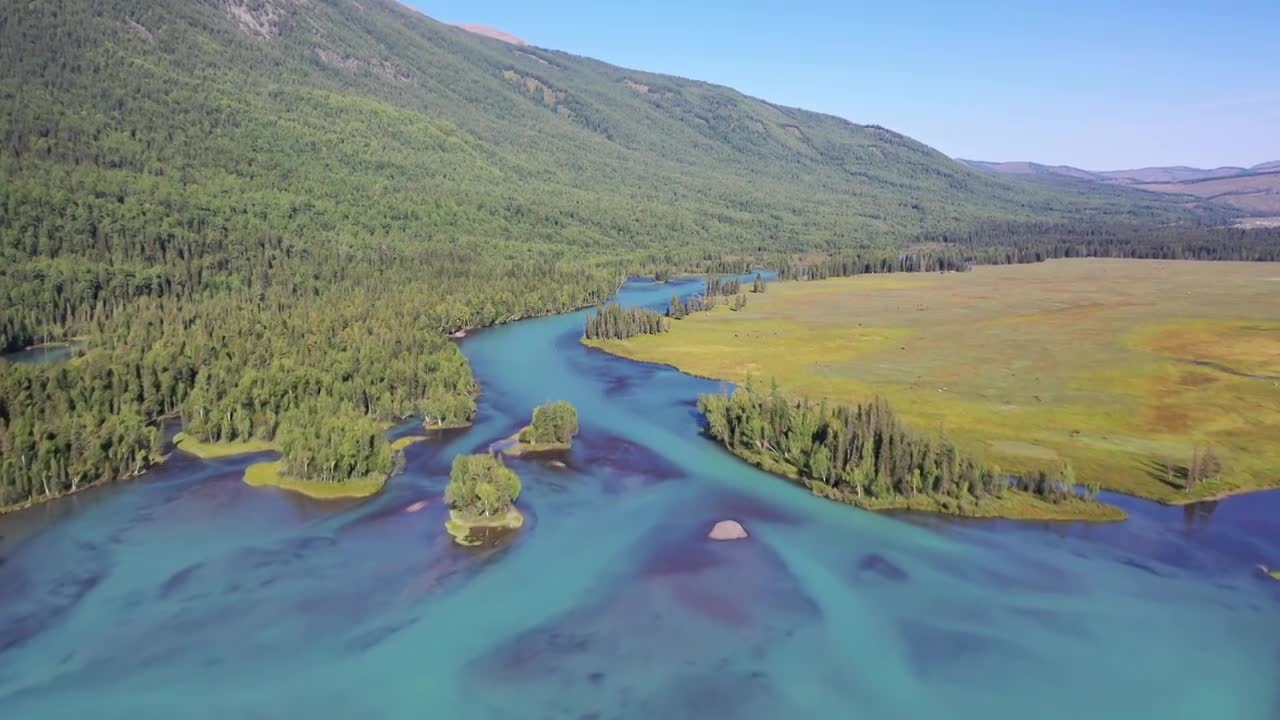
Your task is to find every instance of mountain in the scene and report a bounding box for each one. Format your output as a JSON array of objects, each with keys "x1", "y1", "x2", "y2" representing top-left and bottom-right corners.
[{"x1": 963, "y1": 159, "x2": 1280, "y2": 214}]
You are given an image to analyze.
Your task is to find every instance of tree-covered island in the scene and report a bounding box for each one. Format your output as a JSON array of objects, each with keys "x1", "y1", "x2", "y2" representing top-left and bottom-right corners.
[
  {"x1": 444, "y1": 453, "x2": 525, "y2": 545},
  {"x1": 500, "y1": 401, "x2": 580, "y2": 456}
]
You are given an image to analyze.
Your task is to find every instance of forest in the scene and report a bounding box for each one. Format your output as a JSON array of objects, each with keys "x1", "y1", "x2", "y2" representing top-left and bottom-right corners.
[
  {"x1": 1, "y1": 0, "x2": 1277, "y2": 510},
  {"x1": 698, "y1": 383, "x2": 1098, "y2": 510}
]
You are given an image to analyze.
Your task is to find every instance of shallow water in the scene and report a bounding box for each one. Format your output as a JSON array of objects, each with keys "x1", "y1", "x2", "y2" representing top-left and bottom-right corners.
[
  {"x1": 1, "y1": 340, "x2": 85, "y2": 366},
  {"x1": 1, "y1": 277, "x2": 1278, "y2": 719}
]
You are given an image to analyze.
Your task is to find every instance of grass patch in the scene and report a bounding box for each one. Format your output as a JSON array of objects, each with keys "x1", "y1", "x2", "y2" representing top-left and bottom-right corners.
[
  {"x1": 445, "y1": 507, "x2": 524, "y2": 546},
  {"x1": 390, "y1": 435, "x2": 427, "y2": 452},
  {"x1": 1270, "y1": 570, "x2": 1280, "y2": 582},
  {"x1": 243, "y1": 460, "x2": 386, "y2": 499},
  {"x1": 590, "y1": 259, "x2": 1280, "y2": 504},
  {"x1": 175, "y1": 432, "x2": 277, "y2": 459}
]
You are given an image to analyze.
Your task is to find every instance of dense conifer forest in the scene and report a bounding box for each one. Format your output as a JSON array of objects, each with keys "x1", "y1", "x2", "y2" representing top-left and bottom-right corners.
[
  {"x1": 583, "y1": 304, "x2": 668, "y2": 340},
  {"x1": 1, "y1": 0, "x2": 1275, "y2": 509}
]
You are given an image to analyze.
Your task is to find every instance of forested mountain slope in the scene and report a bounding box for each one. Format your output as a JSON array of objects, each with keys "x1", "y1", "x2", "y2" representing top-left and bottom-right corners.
[{"x1": 0, "y1": 0, "x2": 1248, "y2": 509}]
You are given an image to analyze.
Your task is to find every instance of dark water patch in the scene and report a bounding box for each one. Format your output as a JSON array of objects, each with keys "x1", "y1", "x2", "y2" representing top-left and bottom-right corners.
[
  {"x1": 0, "y1": 559, "x2": 106, "y2": 653},
  {"x1": 621, "y1": 669, "x2": 780, "y2": 720},
  {"x1": 1005, "y1": 605, "x2": 1094, "y2": 639},
  {"x1": 574, "y1": 431, "x2": 687, "y2": 490},
  {"x1": 923, "y1": 546, "x2": 1088, "y2": 596},
  {"x1": 343, "y1": 619, "x2": 415, "y2": 654},
  {"x1": 158, "y1": 561, "x2": 205, "y2": 600},
  {"x1": 641, "y1": 539, "x2": 722, "y2": 578},
  {"x1": 708, "y1": 491, "x2": 804, "y2": 527},
  {"x1": 898, "y1": 619, "x2": 1038, "y2": 681},
  {"x1": 1119, "y1": 557, "x2": 1169, "y2": 578},
  {"x1": 486, "y1": 626, "x2": 597, "y2": 681},
  {"x1": 337, "y1": 497, "x2": 428, "y2": 533},
  {"x1": 855, "y1": 552, "x2": 910, "y2": 582}
]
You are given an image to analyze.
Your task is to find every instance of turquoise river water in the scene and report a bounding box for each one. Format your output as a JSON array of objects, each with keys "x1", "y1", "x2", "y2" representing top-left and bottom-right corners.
[{"x1": 1, "y1": 276, "x2": 1277, "y2": 718}]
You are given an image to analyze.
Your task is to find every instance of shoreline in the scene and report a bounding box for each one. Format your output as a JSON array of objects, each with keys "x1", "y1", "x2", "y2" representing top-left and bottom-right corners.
[
  {"x1": 717, "y1": 439, "x2": 1127, "y2": 523},
  {"x1": 0, "y1": 464, "x2": 149, "y2": 518},
  {"x1": 243, "y1": 460, "x2": 386, "y2": 500},
  {"x1": 445, "y1": 507, "x2": 524, "y2": 546}
]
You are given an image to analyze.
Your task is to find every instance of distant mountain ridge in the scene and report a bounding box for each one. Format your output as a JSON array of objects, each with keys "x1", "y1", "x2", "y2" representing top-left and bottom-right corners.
[{"x1": 962, "y1": 159, "x2": 1280, "y2": 215}]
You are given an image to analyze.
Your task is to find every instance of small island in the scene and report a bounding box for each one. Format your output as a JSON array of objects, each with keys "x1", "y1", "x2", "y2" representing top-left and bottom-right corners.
[
  {"x1": 499, "y1": 400, "x2": 579, "y2": 456},
  {"x1": 444, "y1": 453, "x2": 524, "y2": 546}
]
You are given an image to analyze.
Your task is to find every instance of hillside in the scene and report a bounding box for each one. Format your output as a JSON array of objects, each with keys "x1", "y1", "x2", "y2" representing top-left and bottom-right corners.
[
  {"x1": 1131, "y1": 172, "x2": 1280, "y2": 216},
  {"x1": 0, "y1": 0, "x2": 1260, "y2": 511},
  {"x1": 964, "y1": 159, "x2": 1280, "y2": 214}
]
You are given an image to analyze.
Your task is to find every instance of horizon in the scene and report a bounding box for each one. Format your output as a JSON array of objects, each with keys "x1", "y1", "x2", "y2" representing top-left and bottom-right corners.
[{"x1": 414, "y1": 0, "x2": 1280, "y2": 170}]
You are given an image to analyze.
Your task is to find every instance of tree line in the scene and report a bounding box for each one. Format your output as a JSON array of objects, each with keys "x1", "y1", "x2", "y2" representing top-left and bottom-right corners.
[
  {"x1": 584, "y1": 304, "x2": 668, "y2": 340},
  {"x1": 698, "y1": 383, "x2": 1093, "y2": 507}
]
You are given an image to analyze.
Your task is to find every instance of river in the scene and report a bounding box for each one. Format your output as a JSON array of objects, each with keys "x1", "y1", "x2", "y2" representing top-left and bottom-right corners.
[{"x1": 0, "y1": 276, "x2": 1277, "y2": 718}]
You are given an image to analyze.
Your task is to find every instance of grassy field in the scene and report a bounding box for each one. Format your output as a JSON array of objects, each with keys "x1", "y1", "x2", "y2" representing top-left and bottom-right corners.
[
  {"x1": 588, "y1": 259, "x2": 1280, "y2": 503},
  {"x1": 174, "y1": 433, "x2": 278, "y2": 459},
  {"x1": 242, "y1": 461, "x2": 386, "y2": 500}
]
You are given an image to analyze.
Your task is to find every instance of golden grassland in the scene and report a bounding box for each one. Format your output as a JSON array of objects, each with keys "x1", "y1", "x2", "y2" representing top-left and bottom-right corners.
[
  {"x1": 587, "y1": 259, "x2": 1280, "y2": 504},
  {"x1": 174, "y1": 432, "x2": 278, "y2": 459},
  {"x1": 445, "y1": 507, "x2": 524, "y2": 546},
  {"x1": 242, "y1": 460, "x2": 386, "y2": 499}
]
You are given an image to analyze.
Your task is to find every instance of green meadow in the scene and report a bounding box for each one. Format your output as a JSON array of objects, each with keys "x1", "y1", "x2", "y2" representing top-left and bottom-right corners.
[{"x1": 588, "y1": 259, "x2": 1280, "y2": 503}]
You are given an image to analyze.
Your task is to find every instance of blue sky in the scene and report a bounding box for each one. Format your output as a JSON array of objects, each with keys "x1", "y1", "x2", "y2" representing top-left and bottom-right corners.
[{"x1": 408, "y1": 0, "x2": 1279, "y2": 169}]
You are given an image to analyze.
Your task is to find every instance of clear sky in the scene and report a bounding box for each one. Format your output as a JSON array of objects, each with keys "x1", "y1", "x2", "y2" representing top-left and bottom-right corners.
[{"x1": 408, "y1": 0, "x2": 1279, "y2": 170}]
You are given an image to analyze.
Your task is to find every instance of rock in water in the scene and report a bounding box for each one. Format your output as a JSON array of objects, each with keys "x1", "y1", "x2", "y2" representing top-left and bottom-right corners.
[{"x1": 708, "y1": 520, "x2": 748, "y2": 541}]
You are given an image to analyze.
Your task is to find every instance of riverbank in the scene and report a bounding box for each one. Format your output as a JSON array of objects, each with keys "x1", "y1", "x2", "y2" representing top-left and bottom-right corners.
[
  {"x1": 243, "y1": 460, "x2": 386, "y2": 499},
  {"x1": 720, "y1": 440, "x2": 1126, "y2": 523}
]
